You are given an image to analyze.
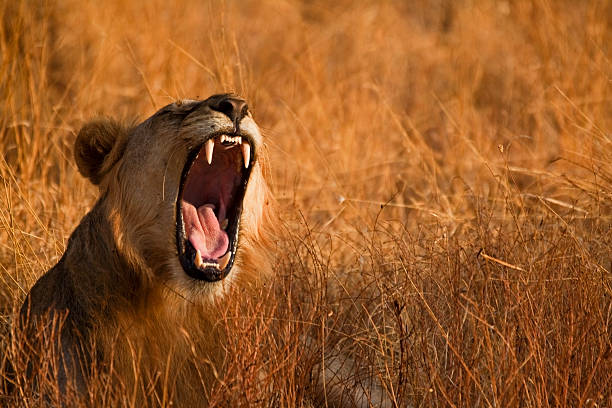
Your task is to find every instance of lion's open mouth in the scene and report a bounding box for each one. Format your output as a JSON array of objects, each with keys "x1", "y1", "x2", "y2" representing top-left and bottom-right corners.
[{"x1": 176, "y1": 134, "x2": 254, "y2": 281}]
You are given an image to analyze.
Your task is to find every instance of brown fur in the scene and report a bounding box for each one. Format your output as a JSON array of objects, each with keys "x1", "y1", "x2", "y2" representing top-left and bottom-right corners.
[{"x1": 17, "y1": 95, "x2": 274, "y2": 405}]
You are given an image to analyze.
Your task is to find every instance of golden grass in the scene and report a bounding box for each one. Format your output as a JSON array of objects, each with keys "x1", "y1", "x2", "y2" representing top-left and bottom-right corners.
[{"x1": 1, "y1": 0, "x2": 611, "y2": 406}]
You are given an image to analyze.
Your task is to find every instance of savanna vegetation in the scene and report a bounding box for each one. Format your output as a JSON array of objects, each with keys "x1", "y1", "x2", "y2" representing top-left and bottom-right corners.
[{"x1": 0, "y1": 0, "x2": 610, "y2": 406}]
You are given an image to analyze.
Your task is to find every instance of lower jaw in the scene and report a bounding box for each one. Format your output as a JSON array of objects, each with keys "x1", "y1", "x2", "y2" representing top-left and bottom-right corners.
[
  {"x1": 180, "y1": 241, "x2": 233, "y2": 282},
  {"x1": 176, "y1": 192, "x2": 246, "y2": 282}
]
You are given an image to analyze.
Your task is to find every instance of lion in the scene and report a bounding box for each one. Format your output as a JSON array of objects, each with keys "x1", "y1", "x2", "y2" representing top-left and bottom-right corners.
[
  {"x1": 16, "y1": 94, "x2": 274, "y2": 405},
  {"x1": 13, "y1": 93, "x2": 392, "y2": 407}
]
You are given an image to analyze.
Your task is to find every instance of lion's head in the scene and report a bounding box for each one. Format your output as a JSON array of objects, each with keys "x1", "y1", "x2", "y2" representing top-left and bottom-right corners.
[{"x1": 73, "y1": 94, "x2": 271, "y2": 299}]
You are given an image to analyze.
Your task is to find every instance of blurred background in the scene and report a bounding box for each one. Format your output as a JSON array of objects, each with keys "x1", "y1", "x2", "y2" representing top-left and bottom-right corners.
[{"x1": 1, "y1": 0, "x2": 611, "y2": 406}]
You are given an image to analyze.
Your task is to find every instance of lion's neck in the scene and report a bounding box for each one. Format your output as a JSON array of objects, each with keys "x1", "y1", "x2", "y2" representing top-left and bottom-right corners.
[{"x1": 61, "y1": 199, "x2": 144, "y2": 315}]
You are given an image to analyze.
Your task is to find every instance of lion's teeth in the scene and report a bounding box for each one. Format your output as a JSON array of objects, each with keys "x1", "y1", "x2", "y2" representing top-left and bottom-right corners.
[
  {"x1": 220, "y1": 218, "x2": 228, "y2": 230},
  {"x1": 195, "y1": 250, "x2": 203, "y2": 268},
  {"x1": 220, "y1": 135, "x2": 226, "y2": 143},
  {"x1": 242, "y1": 142, "x2": 250, "y2": 168},
  {"x1": 237, "y1": 136, "x2": 242, "y2": 144},
  {"x1": 218, "y1": 252, "x2": 231, "y2": 270},
  {"x1": 205, "y1": 139, "x2": 214, "y2": 164}
]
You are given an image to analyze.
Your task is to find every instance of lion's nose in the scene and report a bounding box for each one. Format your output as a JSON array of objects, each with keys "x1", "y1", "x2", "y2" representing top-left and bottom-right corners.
[{"x1": 209, "y1": 95, "x2": 248, "y2": 130}]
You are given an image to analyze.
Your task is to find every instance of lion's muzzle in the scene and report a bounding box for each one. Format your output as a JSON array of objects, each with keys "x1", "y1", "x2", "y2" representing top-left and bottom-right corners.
[{"x1": 176, "y1": 94, "x2": 257, "y2": 282}]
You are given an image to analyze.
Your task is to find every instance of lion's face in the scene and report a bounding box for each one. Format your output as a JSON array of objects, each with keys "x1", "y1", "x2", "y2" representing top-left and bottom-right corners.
[{"x1": 74, "y1": 94, "x2": 267, "y2": 297}]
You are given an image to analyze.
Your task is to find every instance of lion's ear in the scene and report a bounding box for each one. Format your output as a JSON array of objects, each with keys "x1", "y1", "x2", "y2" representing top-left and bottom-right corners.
[{"x1": 74, "y1": 119, "x2": 129, "y2": 185}]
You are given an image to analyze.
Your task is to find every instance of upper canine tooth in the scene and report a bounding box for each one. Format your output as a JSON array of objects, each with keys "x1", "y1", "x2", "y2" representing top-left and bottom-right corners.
[
  {"x1": 241, "y1": 142, "x2": 251, "y2": 168},
  {"x1": 218, "y1": 251, "x2": 231, "y2": 270},
  {"x1": 205, "y1": 139, "x2": 214, "y2": 164},
  {"x1": 237, "y1": 136, "x2": 242, "y2": 144}
]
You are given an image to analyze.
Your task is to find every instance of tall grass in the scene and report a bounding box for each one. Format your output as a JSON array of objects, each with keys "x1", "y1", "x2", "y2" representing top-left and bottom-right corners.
[{"x1": 1, "y1": 0, "x2": 610, "y2": 406}]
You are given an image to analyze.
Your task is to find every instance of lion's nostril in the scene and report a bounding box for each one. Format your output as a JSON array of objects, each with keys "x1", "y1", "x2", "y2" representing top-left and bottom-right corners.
[{"x1": 210, "y1": 96, "x2": 248, "y2": 130}]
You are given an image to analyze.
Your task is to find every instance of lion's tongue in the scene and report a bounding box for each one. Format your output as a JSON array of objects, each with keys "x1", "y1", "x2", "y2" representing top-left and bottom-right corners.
[{"x1": 182, "y1": 203, "x2": 228, "y2": 260}]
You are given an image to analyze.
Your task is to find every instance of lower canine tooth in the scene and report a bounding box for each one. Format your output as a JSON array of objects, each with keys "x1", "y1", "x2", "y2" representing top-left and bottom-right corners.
[
  {"x1": 218, "y1": 252, "x2": 231, "y2": 270},
  {"x1": 195, "y1": 250, "x2": 203, "y2": 268}
]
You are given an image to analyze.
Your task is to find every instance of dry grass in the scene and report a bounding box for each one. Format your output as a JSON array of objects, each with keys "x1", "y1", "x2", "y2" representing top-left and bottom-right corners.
[{"x1": 1, "y1": 0, "x2": 611, "y2": 406}]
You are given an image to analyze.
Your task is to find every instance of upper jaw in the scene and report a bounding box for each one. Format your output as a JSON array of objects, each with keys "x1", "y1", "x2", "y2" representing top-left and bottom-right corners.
[
  {"x1": 183, "y1": 113, "x2": 261, "y2": 158},
  {"x1": 184, "y1": 110, "x2": 262, "y2": 167},
  {"x1": 199, "y1": 132, "x2": 255, "y2": 169}
]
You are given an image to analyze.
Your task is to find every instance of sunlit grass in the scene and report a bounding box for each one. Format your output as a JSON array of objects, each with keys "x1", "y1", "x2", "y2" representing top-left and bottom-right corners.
[{"x1": 1, "y1": 0, "x2": 610, "y2": 406}]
